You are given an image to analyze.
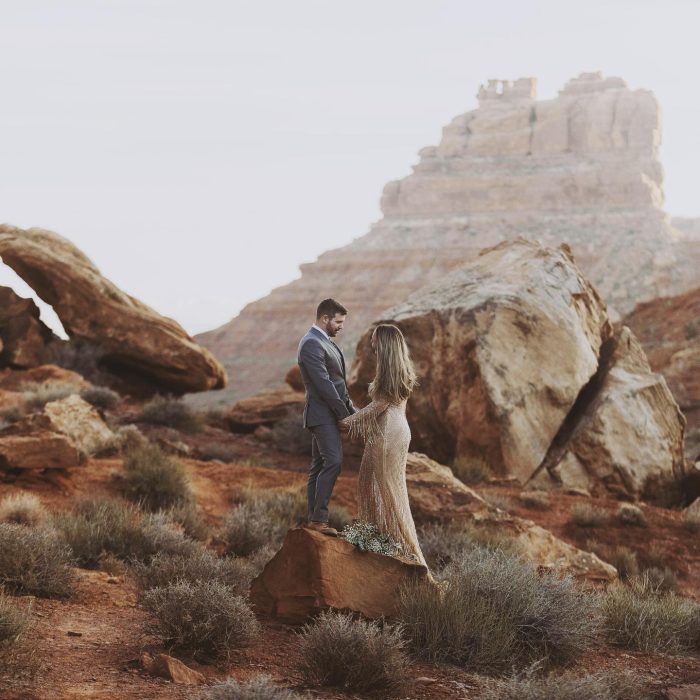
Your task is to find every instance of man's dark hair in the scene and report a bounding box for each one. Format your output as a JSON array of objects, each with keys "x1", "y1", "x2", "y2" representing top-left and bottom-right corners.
[{"x1": 316, "y1": 298, "x2": 348, "y2": 319}]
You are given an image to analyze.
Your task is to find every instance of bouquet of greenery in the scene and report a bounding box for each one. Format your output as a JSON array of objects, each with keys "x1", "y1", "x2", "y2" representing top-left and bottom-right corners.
[{"x1": 340, "y1": 521, "x2": 403, "y2": 557}]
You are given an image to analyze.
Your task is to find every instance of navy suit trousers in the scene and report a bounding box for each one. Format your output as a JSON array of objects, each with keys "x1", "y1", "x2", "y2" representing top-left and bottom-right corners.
[{"x1": 307, "y1": 423, "x2": 343, "y2": 523}]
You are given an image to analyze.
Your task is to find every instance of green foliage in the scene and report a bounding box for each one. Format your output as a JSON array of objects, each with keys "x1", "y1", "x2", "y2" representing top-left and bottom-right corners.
[{"x1": 298, "y1": 610, "x2": 407, "y2": 694}]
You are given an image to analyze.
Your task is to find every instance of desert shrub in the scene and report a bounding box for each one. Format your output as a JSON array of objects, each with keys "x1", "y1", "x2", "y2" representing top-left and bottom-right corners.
[
  {"x1": 480, "y1": 667, "x2": 649, "y2": 700},
  {"x1": 0, "y1": 524, "x2": 75, "y2": 598},
  {"x1": 138, "y1": 395, "x2": 203, "y2": 433},
  {"x1": 418, "y1": 521, "x2": 521, "y2": 572},
  {"x1": 112, "y1": 424, "x2": 148, "y2": 452},
  {"x1": 162, "y1": 500, "x2": 208, "y2": 541},
  {"x1": 0, "y1": 493, "x2": 47, "y2": 527},
  {"x1": 638, "y1": 541, "x2": 667, "y2": 570},
  {"x1": 519, "y1": 491, "x2": 551, "y2": 510},
  {"x1": 483, "y1": 492, "x2": 514, "y2": 512},
  {"x1": 50, "y1": 341, "x2": 109, "y2": 385},
  {"x1": 606, "y1": 546, "x2": 639, "y2": 582},
  {"x1": 197, "y1": 442, "x2": 240, "y2": 463},
  {"x1": 267, "y1": 411, "x2": 311, "y2": 455},
  {"x1": 451, "y1": 456, "x2": 492, "y2": 485},
  {"x1": 298, "y1": 610, "x2": 407, "y2": 694},
  {"x1": 602, "y1": 573, "x2": 700, "y2": 654},
  {"x1": 640, "y1": 566, "x2": 677, "y2": 593},
  {"x1": 55, "y1": 497, "x2": 199, "y2": 567},
  {"x1": 398, "y1": 547, "x2": 600, "y2": 673},
  {"x1": 617, "y1": 504, "x2": 647, "y2": 527},
  {"x1": 682, "y1": 508, "x2": 700, "y2": 534},
  {"x1": 120, "y1": 442, "x2": 192, "y2": 511},
  {"x1": 20, "y1": 380, "x2": 80, "y2": 410},
  {"x1": 142, "y1": 580, "x2": 259, "y2": 660},
  {"x1": 205, "y1": 675, "x2": 302, "y2": 700},
  {"x1": 131, "y1": 549, "x2": 254, "y2": 595},
  {"x1": 0, "y1": 591, "x2": 31, "y2": 647},
  {"x1": 80, "y1": 386, "x2": 120, "y2": 411},
  {"x1": 569, "y1": 503, "x2": 609, "y2": 528},
  {"x1": 223, "y1": 486, "x2": 306, "y2": 556}
]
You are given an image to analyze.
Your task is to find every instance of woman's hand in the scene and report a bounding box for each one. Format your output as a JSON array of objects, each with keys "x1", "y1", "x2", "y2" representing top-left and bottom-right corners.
[{"x1": 337, "y1": 420, "x2": 350, "y2": 434}]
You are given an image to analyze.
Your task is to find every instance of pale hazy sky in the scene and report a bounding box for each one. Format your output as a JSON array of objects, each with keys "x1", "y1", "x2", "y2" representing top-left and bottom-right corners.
[{"x1": 2, "y1": 0, "x2": 699, "y2": 337}]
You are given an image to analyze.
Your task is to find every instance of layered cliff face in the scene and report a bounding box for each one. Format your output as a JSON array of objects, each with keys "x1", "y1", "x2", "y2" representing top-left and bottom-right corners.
[{"x1": 195, "y1": 72, "x2": 699, "y2": 404}]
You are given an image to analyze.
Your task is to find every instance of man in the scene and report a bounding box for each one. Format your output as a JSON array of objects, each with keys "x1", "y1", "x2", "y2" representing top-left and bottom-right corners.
[{"x1": 297, "y1": 298, "x2": 355, "y2": 536}]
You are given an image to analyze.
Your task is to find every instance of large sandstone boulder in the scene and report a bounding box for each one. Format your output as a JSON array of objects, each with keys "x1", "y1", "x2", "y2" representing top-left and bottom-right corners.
[
  {"x1": 351, "y1": 239, "x2": 611, "y2": 477},
  {"x1": 195, "y1": 72, "x2": 698, "y2": 406},
  {"x1": 226, "y1": 388, "x2": 304, "y2": 433},
  {"x1": 406, "y1": 453, "x2": 617, "y2": 584},
  {"x1": 250, "y1": 527, "x2": 428, "y2": 622},
  {"x1": 543, "y1": 328, "x2": 686, "y2": 498},
  {"x1": 624, "y1": 286, "x2": 700, "y2": 460},
  {"x1": 0, "y1": 394, "x2": 113, "y2": 470},
  {"x1": 0, "y1": 286, "x2": 56, "y2": 368},
  {"x1": 0, "y1": 364, "x2": 90, "y2": 393},
  {"x1": 349, "y1": 240, "x2": 686, "y2": 499},
  {"x1": 0, "y1": 225, "x2": 227, "y2": 394}
]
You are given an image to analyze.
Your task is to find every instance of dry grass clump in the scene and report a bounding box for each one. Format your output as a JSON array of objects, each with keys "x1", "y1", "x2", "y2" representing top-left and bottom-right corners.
[
  {"x1": 142, "y1": 580, "x2": 259, "y2": 660},
  {"x1": 120, "y1": 442, "x2": 193, "y2": 511},
  {"x1": 418, "y1": 521, "x2": 520, "y2": 572},
  {"x1": 54, "y1": 497, "x2": 199, "y2": 567},
  {"x1": 602, "y1": 573, "x2": 700, "y2": 654},
  {"x1": 138, "y1": 395, "x2": 204, "y2": 433},
  {"x1": 223, "y1": 485, "x2": 350, "y2": 556},
  {"x1": 131, "y1": 550, "x2": 254, "y2": 596},
  {"x1": 162, "y1": 500, "x2": 208, "y2": 541},
  {"x1": 298, "y1": 610, "x2": 407, "y2": 695},
  {"x1": 197, "y1": 442, "x2": 240, "y2": 463},
  {"x1": 519, "y1": 490, "x2": 551, "y2": 510},
  {"x1": 20, "y1": 380, "x2": 81, "y2": 410},
  {"x1": 267, "y1": 412, "x2": 311, "y2": 455},
  {"x1": 79, "y1": 386, "x2": 120, "y2": 411},
  {"x1": 398, "y1": 547, "x2": 600, "y2": 674},
  {"x1": 206, "y1": 675, "x2": 303, "y2": 700},
  {"x1": 0, "y1": 524, "x2": 75, "y2": 598},
  {"x1": 480, "y1": 667, "x2": 649, "y2": 700},
  {"x1": 616, "y1": 503, "x2": 647, "y2": 527},
  {"x1": 0, "y1": 493, "x2": 47, "y2": 527},
  {"x1": 640, "y1": 566, "x2": 678, "y2": 593},
  {"x1": 0, "y1": 591, "x2": 31, "y2": 647},
  {"x1": 605, "y1": 545, "x2": 639, "y2": 582},
  {"x1": 569, "y1": 503, "x2": 610, "y2": 528},
  {"x1": 638, "y1": 541, "x2": 667, "y2": 570},
  {"x1": 451, "y1": 456, "x2": 492, "y2": 485}
]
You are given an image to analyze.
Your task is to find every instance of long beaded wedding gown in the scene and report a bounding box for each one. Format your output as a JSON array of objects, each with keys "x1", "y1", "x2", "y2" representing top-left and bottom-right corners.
[{"x1": 340, "y1": 398, "x2": 428, "y2": 569}]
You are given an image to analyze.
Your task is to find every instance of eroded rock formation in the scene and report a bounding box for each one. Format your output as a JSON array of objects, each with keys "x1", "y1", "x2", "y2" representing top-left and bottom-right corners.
[
  {"x1": 349, "y1": 239, "x2": 686, "y2": 499},
  {"x1": 0, "y1": 225, "x2": 227, "y2": 394},
  {"x1": 623, "y1": 286, "x2": 700, "y2": 460},
  {"x1": 195, "y1": 72, "x2": 699, "y2": 404}
]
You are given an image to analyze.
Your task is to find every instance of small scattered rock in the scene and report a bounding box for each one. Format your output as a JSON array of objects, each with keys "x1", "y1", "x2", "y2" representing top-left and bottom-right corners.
[{"x1": 141, "y1": 653, "x2": 205, "y2": 685}]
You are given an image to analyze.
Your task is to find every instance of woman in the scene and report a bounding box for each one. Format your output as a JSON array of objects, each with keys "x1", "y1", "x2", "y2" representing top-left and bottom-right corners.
[{"x1": 338, "y1": 323, "x2": 428, "y2": 569}]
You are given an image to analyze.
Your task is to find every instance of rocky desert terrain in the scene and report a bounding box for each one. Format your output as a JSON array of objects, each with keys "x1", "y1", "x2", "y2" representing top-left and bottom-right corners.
[{"x1": 0, "y1": 221, "x2": 699, "y2": 699}]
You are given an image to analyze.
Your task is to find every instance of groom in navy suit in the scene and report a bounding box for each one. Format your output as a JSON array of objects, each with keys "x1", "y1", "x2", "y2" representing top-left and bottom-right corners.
[{"x1": 297, "y1": 298, "x2": 356, "y2": 536}]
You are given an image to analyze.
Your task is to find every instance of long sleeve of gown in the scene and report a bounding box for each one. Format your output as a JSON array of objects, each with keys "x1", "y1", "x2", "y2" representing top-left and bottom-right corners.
[{"x1": 339, "y1": 399, "x2": 390, "y2": 443}]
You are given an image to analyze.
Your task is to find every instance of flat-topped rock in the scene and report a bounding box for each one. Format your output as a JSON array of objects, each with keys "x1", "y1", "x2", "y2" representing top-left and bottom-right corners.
[{"x1": 250, "y1": 527, "x2": 428, "y2": 622}]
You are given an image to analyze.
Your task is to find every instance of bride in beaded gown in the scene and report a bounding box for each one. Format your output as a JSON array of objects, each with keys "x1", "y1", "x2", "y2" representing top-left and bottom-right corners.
[{"x1": 338, "y1": 324, "x2": 428, "y2": 570}]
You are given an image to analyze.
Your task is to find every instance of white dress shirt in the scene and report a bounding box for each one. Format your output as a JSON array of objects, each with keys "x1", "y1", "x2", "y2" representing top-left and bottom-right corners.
[{"x1": 312, "y1": 323, "x2": 330, "y2": 340}]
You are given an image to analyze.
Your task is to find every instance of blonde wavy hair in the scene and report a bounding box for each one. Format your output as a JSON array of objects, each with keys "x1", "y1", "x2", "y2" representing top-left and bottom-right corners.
[{"x1": 368, "y1": 324, "x2": 418, "y2": 403}]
